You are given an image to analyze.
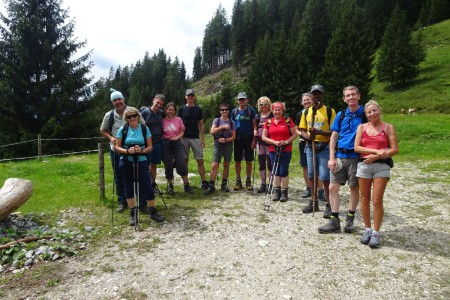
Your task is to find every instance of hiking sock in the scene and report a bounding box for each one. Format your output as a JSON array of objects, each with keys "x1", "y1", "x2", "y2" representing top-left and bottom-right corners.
[
  {"x1": 349, "y1": 210, "x2": 356, "y2": 215},
  {"x1": 331, "y1": 212, "x2": 339, "y2": 219},
  {"x1": 209, "y1": 180, "x2": 215, "y2": 186}
]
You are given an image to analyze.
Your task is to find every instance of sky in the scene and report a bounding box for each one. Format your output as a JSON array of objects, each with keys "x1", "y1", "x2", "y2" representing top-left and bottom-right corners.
[{"x1": 0, "y1": 0, "x2": 235, "y2": 81}]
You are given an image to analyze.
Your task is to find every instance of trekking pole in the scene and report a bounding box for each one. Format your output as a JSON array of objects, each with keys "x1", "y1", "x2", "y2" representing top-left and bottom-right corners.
[
  {"x1": 311, "y1": 107, "x2": 318, "y2": 217},
  {"x1": 132, "y1": 153, "x2": 140, "y2": 231},
  {"x1": 264, "y1": 146, "x2": 282, "y2": 211},
  {"x1": 149, "y1": 169, "x2": 168, "y2": 210},
  {"x1": 111, "y1": 150, "x2": 116, "y2": 227},
  {"x1": 252, "y1": 147, "x2": 257, "y2": 195}
]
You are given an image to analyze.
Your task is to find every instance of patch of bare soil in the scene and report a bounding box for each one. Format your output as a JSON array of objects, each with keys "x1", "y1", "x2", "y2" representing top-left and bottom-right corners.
[{"x1": 2, "y1": 162, "x2": 449, "y2": 299}]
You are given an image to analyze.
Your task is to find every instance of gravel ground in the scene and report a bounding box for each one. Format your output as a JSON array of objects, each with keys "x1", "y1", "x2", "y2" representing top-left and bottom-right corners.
[{"x1": 2, "y1": 162, "x2": 449, "y2": 300}]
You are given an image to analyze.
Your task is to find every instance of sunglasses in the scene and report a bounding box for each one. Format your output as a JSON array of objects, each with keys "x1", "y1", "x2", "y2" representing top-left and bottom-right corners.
[
  {"x1": 126, "y1": 114, "x2": 139, "y2": 120},
  {"x1": 259, "y1": 103, "x2": 268, "y2": 106},
  {"x1": 220, "y1": 109, "x2": 229, "y2": 111}
]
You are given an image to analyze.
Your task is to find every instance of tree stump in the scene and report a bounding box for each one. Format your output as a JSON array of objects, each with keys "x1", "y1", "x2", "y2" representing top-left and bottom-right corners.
[{"x1": 0, "y1": 178, "x2": 33, "y2": 221}]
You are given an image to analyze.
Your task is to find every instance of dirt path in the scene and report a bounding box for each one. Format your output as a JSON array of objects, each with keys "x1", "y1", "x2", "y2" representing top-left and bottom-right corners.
[{"x1": 3, "y1": 162, "x2": 449, "y2": 299}]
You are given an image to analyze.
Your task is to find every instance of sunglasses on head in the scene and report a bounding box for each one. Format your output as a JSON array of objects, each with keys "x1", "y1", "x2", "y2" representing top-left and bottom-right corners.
[{"x1": 126, "y1": 114, "x2": 139, "y2": 120}]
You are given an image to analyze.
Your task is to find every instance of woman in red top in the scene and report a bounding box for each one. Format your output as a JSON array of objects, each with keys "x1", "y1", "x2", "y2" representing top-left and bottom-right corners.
[
  {"x1": 355, "y1": 100, "x2": 398, "y2": 248},
  {"x1": 262, "y1": 102, "x2": 297, "y2": 201}
]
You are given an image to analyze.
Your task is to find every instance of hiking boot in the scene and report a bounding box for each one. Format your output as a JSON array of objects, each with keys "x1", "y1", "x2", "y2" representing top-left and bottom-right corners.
[
  {"x1": 368, "y1": 232, "x2": 382, "y2": 248},
  {"x1": 245, "y1": 178, "x2": 253, "y2": 191},
  {"x1": 233, "y1": 178, "x2": 243, "y2": 191},
  {"x1": 272, "y1": 187, "x2": 281, "y2": 201},
  {"x1": 201, "y1": 181, "x2": 209, "y2": 190},
  {"x1": 257, "y1": 183, "x2": 267, "y2": 193},
  {"x1": 318, "y1": 189, "x2": 326, "y2": 201},
  {"x1": 323, "y1": 203, "x2": 332, "y2": 219},
  {"x1": 129, "y1": 208, "x2": 137, "y2": 226},
  {"x1": 279, "y1": 189, "x2": 288, "y2": 202},
  {"x1": 221, "y1": 182, "x2": 230, "y2": 192},
  {"x1": 204, "y1": 184, "x2": 216, "y2": 195},
  {"x1": 149, "y1": 207, "x2": 165, "y2": 222},
  {"x1": 360, "y1": 229, "x2": 372, "y2": 245},
  {"x1": 167, "y1": 183, "x2": 175, "y2": 196},
  {"x1": 184, "y1": 183, "x2": 194, "y2": 194},
  {"x1": 302, "y1": 200, "x2": 319, "y2": 214},
  {"x1": 318, "y1": 216, "x2": 341, "y2": 234},
  {"x1": 301, "y1": 187, "x2": 311, "y2": 198},
  {"x1": 117, "y1": 202, "x2": 127, "y2": 213},
  {"x1": 139, "y1": 206, "x2": 151, "y2": 215},
  {"x1": 344, "y1": 214, "x2": 356, "y2": 233}
]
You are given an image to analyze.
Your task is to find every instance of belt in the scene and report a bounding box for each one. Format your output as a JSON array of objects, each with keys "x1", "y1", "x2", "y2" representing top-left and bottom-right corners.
[
  {"x1": 336, "y1": 147, "x2": 355, "y2": 154},
  {"x1": 358, "y1": 158, "x2": 388, "y2": 164}
]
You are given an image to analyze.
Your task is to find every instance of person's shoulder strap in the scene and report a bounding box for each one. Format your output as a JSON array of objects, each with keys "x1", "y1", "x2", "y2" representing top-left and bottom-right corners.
[
  {"x1": 141, "y1": 124, "x2": 148, "y2": 147},
  {"x1": 109, "y1": 109, "x2": 115, "y2": 132},
  {"x1": 326, "y1": 106, "x2": 332, "y2": 126},
  {"x1": 214, "y1": 117, "x2": 220, "y2": 127},
  {"x1": 121, "y1": 123, "x2": 129, "y2": 147}
]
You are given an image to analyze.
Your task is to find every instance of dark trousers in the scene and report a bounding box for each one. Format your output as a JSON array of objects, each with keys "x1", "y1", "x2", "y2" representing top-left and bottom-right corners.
[
  {"x1": 109, "y1": 149, "x2": 126, "y2": 204},
  {"x1": 161, "y1": 139, "x2": 188, "y2": 180},
  {"x1": 119, "y1": 159, "x2": 154, "y2": 207}
]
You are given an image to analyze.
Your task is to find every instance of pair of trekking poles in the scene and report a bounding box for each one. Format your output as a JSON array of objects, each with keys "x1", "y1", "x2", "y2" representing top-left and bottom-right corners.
[
  {"x1": 264, "y1": 145, "x2": 283, "y2": 211},
  {"x1": 111, "y1": 151, "x2": 167, "y2": 231}
]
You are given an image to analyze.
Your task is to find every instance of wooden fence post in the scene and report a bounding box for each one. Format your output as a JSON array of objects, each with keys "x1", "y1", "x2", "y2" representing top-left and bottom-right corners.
[
  {"x1": 37, "y1": 134, "x2": 42, "y2": 158},
  {"x1": 98, "y1": 143, "x2": 105, "y2": 199}
]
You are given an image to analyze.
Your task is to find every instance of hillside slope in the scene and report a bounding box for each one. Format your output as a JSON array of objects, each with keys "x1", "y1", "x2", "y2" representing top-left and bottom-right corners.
[{"x1": 193, "y1": 20, "x2": 450, "y2": 114}]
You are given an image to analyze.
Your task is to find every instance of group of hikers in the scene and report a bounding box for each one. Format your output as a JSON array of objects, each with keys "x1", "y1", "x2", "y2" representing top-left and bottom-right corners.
[{"x1": 100, "y1": 84, "x2": 398, "y2": 248}]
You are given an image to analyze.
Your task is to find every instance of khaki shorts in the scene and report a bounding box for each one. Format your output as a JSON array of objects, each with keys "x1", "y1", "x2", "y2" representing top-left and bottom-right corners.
[
  {"x1": 330, "y1": 158, "x2": 359, "y2": 187},
  {"x1": 181, "y1": 138, "x2": 204, "y2": 160},
  {"x1": 356, "y1": 161, "x2": 390, "y2": 179}
]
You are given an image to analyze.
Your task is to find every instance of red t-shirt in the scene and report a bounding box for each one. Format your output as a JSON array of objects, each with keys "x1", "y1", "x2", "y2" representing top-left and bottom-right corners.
[{"x1": 264, "y1": 117, "x2": 294, "y2": 152}]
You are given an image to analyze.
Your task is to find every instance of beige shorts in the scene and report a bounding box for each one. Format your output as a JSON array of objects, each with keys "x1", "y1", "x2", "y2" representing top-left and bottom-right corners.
[
  {"x1": 330, "y1": 158, "x2": 359, "y2": 187},
  {"x1": 181, "y1": 138, "x2": 204, "y2": 160}
]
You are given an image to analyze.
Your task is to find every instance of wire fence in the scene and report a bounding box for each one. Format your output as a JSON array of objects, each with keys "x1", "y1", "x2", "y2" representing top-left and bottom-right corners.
[{"x1": 0, "y1": 135, "x2": 105, "y2": 162}]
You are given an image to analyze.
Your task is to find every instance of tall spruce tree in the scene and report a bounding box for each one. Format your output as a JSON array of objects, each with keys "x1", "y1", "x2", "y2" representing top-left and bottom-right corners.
[
  {"x1": 0, "y1": 0, "x2": 92, "y2": 157},
  {"x1": 319, "y1": 0, "x2": 376, "y2": 109},
  {"x1": 376, "y1": 5, "x2": 426, "y2": 90}
]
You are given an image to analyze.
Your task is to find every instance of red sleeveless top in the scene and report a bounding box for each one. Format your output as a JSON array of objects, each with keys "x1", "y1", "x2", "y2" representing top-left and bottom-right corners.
[{"x1": 360, "y1": 123, "x2": 389, "y2": 158}]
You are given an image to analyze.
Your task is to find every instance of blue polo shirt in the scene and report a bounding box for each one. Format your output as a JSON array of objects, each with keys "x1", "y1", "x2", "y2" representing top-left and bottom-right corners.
[{"x1": 331, "y1": 105, "x2": 365, "y2": 159}]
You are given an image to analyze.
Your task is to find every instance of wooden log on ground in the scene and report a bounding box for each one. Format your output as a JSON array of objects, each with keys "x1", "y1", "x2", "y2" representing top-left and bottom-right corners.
[{"x1": 0, "y1": 178, "x2": 33, "y2": 221}]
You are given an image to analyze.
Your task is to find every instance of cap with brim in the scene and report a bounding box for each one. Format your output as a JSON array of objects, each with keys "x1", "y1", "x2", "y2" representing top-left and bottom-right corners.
[
  {"x1": 237, "y1": 92, "x2": 247, "y2": 99},
  {"x1": 332, "y1": 158, "x2": 343, "y2": 174},
  {"x1": 185, "y1": 89, "x2": 195, "y2": 96},
  {"x1": 310, "y1": 84, "x2": 325, "y2": 93}
]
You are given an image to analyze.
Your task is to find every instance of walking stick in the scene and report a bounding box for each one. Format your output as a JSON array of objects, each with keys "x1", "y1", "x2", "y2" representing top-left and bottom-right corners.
[
  {"x1": 111, "y1": 151, "x2": 116, "y2": 227},
  {"x1": 264, "y1": 146, "x2": 282, "y2": 211},
  {"x1": 252, "y1": 146, "x2": 257, "y2": 195},
  {"x1": 311, "y1": 107, "x2": 318, "y2": 216}
]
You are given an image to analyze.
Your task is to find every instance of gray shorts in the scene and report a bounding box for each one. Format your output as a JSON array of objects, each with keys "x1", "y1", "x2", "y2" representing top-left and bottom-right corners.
[
  {"x1": 356, "y1": 161, "x2": 390, "y2": 179},
  {"x1": 212, "y1": 141, "x2": 233, "y2": 163},
  {"x1": 330, "y1": 158, "x2": 359, "y2": 187},
  {"x1": 181, "y1": 138, "x2": 204, "y2": 160}
]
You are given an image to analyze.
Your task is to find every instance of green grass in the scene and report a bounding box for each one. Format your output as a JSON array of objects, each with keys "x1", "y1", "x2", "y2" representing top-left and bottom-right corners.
[{"x1": 372, "y1": 19, "x2": 450, "y2": 113}]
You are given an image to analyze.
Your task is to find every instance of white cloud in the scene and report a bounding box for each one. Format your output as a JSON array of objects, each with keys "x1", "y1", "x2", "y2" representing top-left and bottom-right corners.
[{"x1": 1, "y1": 0, "x2": 235, "y2": 80}]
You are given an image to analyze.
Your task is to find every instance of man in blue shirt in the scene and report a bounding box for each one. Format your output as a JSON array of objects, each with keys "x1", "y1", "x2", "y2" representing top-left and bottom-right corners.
[{"x1": 318, "y1": 86, "x2": 366, "y2": 234}]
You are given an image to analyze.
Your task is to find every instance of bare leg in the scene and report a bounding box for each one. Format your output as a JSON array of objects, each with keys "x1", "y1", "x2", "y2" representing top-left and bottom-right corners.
[
  {"x1": 235, "y1": 161, "x2": 241, "y2": 177},
  {"x1": 197, "y1": 159, "x2": 206, "y2": 182},
  {"x1": 246, "y1": 161, "x2": 252, "y2": 179},
  {"x1": 329, "y1": 182, "x2": 341, "y2": 212},
  {"x1": 349, "y1": 186, "x2": 360, "y2": 211},
  {"x1": 358, "y1": 178, "x2": 373, "y2": 228},
  {"x1": 372, "y1": 177, "x2": 389, "y2": 231}
]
